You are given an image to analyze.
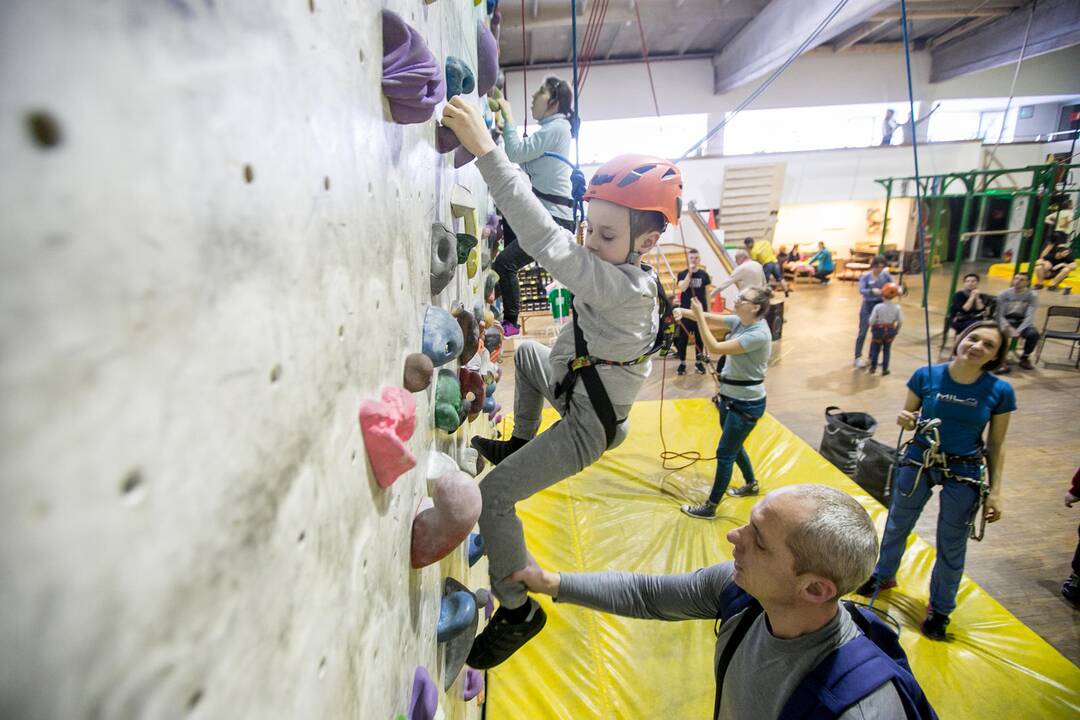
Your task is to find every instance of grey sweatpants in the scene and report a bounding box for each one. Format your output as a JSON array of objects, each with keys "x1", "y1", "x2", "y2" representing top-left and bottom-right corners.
[{"x1": 480, "y1": 341, "x2": 631, "y2": 608}]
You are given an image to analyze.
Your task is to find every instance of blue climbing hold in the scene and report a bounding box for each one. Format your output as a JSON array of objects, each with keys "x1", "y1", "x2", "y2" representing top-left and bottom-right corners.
[
  {"x1": 485, "y1": 382, "x2": 496, "y2": 397},
  {"x1": 468, "y1": 533, "x2": 485, "y2": 566},
  {"x1": 437, "y1": 589, "x2": 478, "y2": 643},
  {"x1": 445, "y1": 57, "x2": 476, "y2": 100},
  {"x1": 422, "y1": 306, "x2": 464, "y2": 367},
  {"x1": 482, "y1": 395, "x2": 496, "y2": 413},
  {"x1": 487, "y1": 0, "x2": 499, "y2": 15}
]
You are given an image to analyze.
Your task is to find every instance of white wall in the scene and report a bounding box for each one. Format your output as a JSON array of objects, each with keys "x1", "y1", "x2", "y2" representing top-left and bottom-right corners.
[
  {"x1": 505, "y1": 45, "x2": 1080, "y2": 125},
  {"x1": 1, "y1": 2, "x2": 491, "y2": 719}
]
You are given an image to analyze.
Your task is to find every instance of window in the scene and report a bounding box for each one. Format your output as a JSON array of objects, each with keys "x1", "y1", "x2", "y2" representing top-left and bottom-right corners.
[
  {"x1": 721, "y1": 103, "x2": 911, "y2": 154},
  {"x1": 575, "y1": 114, "x2": 708, "y2": 163}
]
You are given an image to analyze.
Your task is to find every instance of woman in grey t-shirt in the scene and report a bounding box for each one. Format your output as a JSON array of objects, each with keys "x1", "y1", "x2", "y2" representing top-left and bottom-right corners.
[{"x1": 674, "y1": 286, "x2": 774, "y2": 519}]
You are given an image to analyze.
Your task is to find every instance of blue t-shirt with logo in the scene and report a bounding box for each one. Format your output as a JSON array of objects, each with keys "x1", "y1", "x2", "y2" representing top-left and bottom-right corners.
[{"x1": 907, "y1": 364, "x2": 1016, "y2": 457}]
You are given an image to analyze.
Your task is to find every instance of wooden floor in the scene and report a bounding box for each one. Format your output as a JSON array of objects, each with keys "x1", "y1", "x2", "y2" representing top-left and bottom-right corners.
[{"x1": 497, "y1": 262, "x2": 1080, "y2": 665}]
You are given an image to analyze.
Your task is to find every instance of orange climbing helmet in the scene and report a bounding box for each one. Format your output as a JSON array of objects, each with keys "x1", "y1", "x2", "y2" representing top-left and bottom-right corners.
[
  {"x1": 583, "y1": 154, "x2": 683, "y2": 225},
  {"x1": 882, "y1": 282, "x2": 900, "y2": 299}
]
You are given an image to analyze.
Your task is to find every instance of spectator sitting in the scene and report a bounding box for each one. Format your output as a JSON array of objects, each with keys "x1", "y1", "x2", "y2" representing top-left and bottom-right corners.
[
  {"x1": 1034, "y1": 240, "x2": 1076, "y2": 292},
  {"x1": 949, "y1": 273, "x2": 991, "y2": 335},
  {"x1": 806, "y1": 241, "x2": 834, "y2": 285},
  {"x1": 995, "y1": 273, "x2": 1039, "y2": 372}
]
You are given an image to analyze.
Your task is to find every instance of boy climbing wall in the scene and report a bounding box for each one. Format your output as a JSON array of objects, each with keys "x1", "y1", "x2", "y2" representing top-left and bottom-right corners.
[{"x1": 441, "y1": 96, "x2": 683, "y2": 667}]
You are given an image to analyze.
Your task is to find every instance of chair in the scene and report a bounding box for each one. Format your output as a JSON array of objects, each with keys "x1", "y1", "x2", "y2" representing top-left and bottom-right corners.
[{"x1": 1035, "y1": 305, "x2": 1080, "y2": 368}]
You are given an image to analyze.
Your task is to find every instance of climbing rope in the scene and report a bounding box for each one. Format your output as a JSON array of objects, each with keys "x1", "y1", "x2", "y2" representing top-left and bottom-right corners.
[
  {"x1": 632, "y1": 0, "x2": 661, "y2": 119},
  {"x1": 519, "y1": 0, "x2": 529, "y2": 136},
  {"x1": 577, "y1": 0, "x2": 610, "y2": 95},
  {"x1": 898, "y1": 0, "x2": 935, "y2": 378}
]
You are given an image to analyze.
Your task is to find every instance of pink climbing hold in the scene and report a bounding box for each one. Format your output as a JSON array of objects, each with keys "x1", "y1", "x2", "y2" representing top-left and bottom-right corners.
[
  {"x1": 410, "y1": 469, "x2": 482, "y2": 568},
  {"x1": 358, "y1": 387, "x2": 417, "y2": 489}
]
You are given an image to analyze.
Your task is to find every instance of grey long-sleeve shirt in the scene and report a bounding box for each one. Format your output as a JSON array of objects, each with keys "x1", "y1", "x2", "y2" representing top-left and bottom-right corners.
[
  {"x1": 477, "y1": 148, "x2": 657, "y2": 406},
  {"x1": 558, "y1": 563, "x2": 904, "y2": 720},
  {"x1": 996, "y1": 287, "x2": 1037, "y2": 333}
]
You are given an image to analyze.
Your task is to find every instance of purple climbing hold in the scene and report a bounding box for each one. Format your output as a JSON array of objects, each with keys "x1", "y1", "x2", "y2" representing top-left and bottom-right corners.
[
  {"x1": 435, "y1": 124, "x2": 460, "y2": 154},
  {"x1": 476, "y1": 20, "x2": 499, "y2": 96},
  {"x1": 454, "y1": 145, "x2": 476, "y2": 168},
  {"x1": 463, "y1": 667, "x2": 484, "y2": 701},
  {"x1": 409, "y1": 666, "x2": 438, "y2": 720},
  {"x1": 382, "y1": 11, "x2": 445, "y2": 125},
  {"x1": 445, "y1": 56, "x2": 475, "y2": 99}
]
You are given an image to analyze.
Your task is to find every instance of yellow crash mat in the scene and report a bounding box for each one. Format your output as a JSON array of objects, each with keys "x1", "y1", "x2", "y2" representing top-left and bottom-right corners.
[
  {"x1": 486, "y1": 398, "x2": 1080, "y2": 719},
  {"x1": 989, "y1": 261, "x2": 1079, "y2": 289}
]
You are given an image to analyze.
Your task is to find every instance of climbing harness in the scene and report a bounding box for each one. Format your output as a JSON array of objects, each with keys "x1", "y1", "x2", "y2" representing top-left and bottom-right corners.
[{"x1": 889, "y1": 414, "x2": 992, "y2": 542}]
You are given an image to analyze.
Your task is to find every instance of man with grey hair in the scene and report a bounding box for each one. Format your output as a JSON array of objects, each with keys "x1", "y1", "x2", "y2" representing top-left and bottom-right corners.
[
  {"x1": 510, "y1": 485, "x2": 921, "y2": 719},
  {"x1": 712, "y1": 250, "x2": 766, "y2": 296}
]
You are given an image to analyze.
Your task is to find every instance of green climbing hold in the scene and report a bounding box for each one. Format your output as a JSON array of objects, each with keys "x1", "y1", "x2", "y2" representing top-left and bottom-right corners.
[{"x1": 456, "y1": 232, "x2": 478, "y2": 265}]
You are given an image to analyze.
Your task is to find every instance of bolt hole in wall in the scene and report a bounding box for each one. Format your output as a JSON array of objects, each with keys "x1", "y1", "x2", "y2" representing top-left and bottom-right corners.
[
  {"x1": 120, "y1": 469, "x2": 144, "y2": 500},
  {"x1": 25, "y1": 110, "x2": 62, "y2": 148},
  {"x1": 324, "y1": 176, "x2": 330, "y2": 191},
  {"x1": 297, "y1": 530, "x2": 306, "y2": 546},
  {"x1": 337, "y1": 324, "x2": 345, "y2": 340},
  {"x1": 318, "y1": 657, "x2": 327, "y2": 678},
  {"x1": 358, "y1": 49, "x2": 365, "y2": 64},
  {"x1": 243, "y1": 164, "x2": 254, "y2": 183},
  {"x1": 269, "y1": 364, "x2": 282, "y2": 383},
  {"x1": 186, "y1": 689, "x2": 203, "y2": 713},
  {"x1": 308, "y1": 0, "x2": 315, "y2": 13}
]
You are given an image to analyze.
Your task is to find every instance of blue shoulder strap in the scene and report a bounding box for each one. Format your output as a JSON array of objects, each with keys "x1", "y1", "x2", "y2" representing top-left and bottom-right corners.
[{"x1": 778, "y1": 604, "x2": 939, "y2": 720}]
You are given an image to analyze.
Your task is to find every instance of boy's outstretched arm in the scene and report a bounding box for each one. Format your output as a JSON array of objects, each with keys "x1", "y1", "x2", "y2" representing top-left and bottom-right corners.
[{"x1": 442, "y1": 98, "x2": 638, "y2": 310}]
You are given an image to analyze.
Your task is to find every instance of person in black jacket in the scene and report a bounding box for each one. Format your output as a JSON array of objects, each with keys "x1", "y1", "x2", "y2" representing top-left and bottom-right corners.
[{"x1": 949, "y1": 273, "x2": 990, "y2": 335}]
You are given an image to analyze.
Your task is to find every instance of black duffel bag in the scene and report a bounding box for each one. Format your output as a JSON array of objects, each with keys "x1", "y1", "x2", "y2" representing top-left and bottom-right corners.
[
  {"x1": 819, "y1": 406, "x2": 877, "y2": 477},
  {"x1": 854, "y1": 438, "x2": 897, "y2": 506}
]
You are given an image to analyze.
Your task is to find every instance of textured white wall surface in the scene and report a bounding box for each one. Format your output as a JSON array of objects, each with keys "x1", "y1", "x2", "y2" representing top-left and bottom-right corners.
[{"x1": 1, "y1": 2, "x2": 492, "y2": 718}]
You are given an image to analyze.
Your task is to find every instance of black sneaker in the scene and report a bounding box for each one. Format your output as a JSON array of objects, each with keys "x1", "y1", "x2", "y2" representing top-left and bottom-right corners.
[
  {"x1": 882, "y1": 368, "x2": 891, "y2": 376},
  {"x1": 466, "y1": 597, "x2": 547, "y2": 669},
  {"x1": 1018, "y1": 356, "x2": 1034, "y2": 370},
  {"x1": 921, "y1": 609, "x2": 950, "y2": 641},
  {"x1": 681, "y1": 501, "x2": 718, "y2": 519},
  {"x1": 1062, "y1": 574, "x2": 1080, "y2": 607},
  {"x1": 676, "y1": 363, "x2": 687, "y2": 376},
  {"x1": 854, "y1": 576, "x2": 897, "y2": 597},
  {"x1": 695, "y1": 361, "x2": 707, "y2": 374},
  {"x1": 868, "y1": 366, "x2": 877, "y2": 375},
  {"x1": 471, "y1": 435, "x2": 527, "y2": 466},
  {"x1": 727, "y1": 483, "x2": 759, "y2": 498}
]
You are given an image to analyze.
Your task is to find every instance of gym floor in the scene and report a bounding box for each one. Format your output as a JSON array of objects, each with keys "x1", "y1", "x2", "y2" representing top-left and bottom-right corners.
[{"x1": 497, "y1": 262, "x2": 1080, "y2": 666}]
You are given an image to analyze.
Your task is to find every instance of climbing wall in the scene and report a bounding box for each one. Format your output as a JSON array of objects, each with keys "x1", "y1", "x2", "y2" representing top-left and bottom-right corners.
[{"x1": 0, "y1": 2, "x2": 502, "y2": 719}]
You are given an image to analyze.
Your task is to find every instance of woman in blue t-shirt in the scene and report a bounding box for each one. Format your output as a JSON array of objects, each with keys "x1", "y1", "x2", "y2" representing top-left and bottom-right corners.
[
  {"x1": 856, "y1": 320, "x2": 1015, "y2": 640},
  {"x1": 673, "y1": 286, "x2": 775, "y2": 519}
]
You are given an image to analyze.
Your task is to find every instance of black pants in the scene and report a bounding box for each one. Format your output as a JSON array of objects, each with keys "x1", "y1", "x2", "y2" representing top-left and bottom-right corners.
[
  {"x1": 815, "y1": 268, "x2": 833, "y2": 282},
  {"x1": 1073, "y1": 523, "x2": 1080, "y2": 576},
  {"x1": 1004, "y1": 319, "x2": 1040, "y2": 357},
  {"x1": 674, "y1": 318, "x2": 705, "y2": 362},
  {"x1": 493, "y1": 215, "x2": 577, "y2": 324}
]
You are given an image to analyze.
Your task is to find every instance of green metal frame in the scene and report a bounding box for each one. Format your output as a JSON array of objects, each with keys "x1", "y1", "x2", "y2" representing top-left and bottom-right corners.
[{"x1": 874, "y1": 161, "x2": 1079, "y2": 341}]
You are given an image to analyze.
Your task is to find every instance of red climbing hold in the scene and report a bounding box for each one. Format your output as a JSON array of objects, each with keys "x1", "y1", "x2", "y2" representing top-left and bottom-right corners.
[{"x1": 358, "y1": 387, "x2": 417, "y2": 488}]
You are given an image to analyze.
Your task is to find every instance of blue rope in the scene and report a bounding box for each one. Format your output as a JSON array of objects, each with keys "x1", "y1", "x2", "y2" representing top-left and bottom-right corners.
[
  {"x1": 568, "y1": 0, "x2": 584, "y2": 224},
  {"x1": 899, "y1": 0, "x2": 935, "y2": 378}
]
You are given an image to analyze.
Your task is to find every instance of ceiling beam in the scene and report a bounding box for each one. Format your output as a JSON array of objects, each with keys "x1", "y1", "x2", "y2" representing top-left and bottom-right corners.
[
  {"x1": 929, "y1": 15, "x2": 999, "y2": 49},
  {"x1": 873, "y1": 8, "x2": 1011, "y2": 21},
  {"x1": 833, "y1": 18, "x2": 894, "y2": 51},
  {"x1": 499, "y1": 0, "x2": 761, "y2": 33},
  {"x1": 931, "y1": 0, "x2": 1080, "y2": 83},
  {"x1": 712, "y1": 0, "x2": 894, "y2": 94}
]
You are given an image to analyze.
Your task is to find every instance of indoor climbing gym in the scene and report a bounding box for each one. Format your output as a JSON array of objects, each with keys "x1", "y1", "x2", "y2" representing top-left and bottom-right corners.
[{"x1": 4, "y1": 0, "x2": 1080, "y2": 718}]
